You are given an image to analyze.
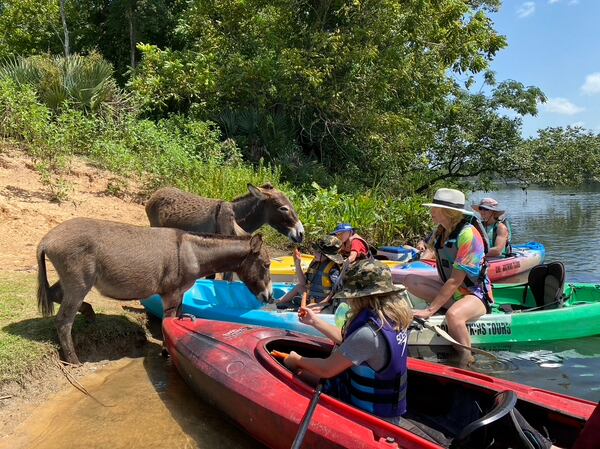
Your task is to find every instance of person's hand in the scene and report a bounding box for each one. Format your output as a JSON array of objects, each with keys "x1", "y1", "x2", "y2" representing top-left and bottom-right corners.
[
  {"x1": 413, "y1": 308, "x2": 434, "y2": 320},
  {"x1": 298, "y1": 306, "x2": 318, "y2": 325},
  {"x1": 293, "y1": 248, "x2": 302, "y2": 262},
  {"x1": 306, "y1": 302, "x2": 325, "y2": 313},
  {"x1": 283, "y1": 351, "x2": 301, "y2": 370},
  {"x1": 416, "y1": 240, "x2": 427, "y2": 252}
]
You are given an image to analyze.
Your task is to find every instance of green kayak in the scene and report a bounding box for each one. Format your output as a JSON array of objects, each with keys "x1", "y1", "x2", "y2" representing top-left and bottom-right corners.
[{"x1": 409, "y1": 283, "x2": 600, "y2": 346}]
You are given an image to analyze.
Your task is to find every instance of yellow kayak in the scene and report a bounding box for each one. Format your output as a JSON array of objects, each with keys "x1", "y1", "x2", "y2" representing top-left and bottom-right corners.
[{"x1": 270, "y1": 254, "x2": 403, "y2": 282}]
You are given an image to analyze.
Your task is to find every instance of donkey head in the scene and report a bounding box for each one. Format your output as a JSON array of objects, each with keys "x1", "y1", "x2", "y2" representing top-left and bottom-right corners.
[
  {"x1": 237, "y1": 234, "x2": 273, "y2": 303},
  {"x1": 247, "y1": 183, "x2": 304, "y2": 243}
]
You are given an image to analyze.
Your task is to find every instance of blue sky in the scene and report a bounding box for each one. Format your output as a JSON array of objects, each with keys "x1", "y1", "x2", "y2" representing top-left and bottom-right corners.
[{"x1": 481, "y1": 0, "x2": 600, "y2": 137}]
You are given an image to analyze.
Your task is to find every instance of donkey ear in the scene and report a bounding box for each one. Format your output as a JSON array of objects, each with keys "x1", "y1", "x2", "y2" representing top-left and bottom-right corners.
[
  {"x1": 260, "y1": 182, "x2": 274, "y2": 190},
  {"x1": 247, "y1": 183, "x2": 267, "y2": 200},
  {"x1": 249, "y1": 233, "x2": 263, "y2": 253}
]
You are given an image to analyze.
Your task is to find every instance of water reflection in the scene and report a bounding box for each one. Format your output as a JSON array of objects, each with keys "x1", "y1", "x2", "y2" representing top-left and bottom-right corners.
[{"x1": 469, "y1": 184, "x2": 600, "y2": 282}]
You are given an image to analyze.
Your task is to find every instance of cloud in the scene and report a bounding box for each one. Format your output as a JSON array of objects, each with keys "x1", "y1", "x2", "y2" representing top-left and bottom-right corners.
[
  {"x1": 517, "y1": 2, "x2": 536, "y2": 18},
  {"x1": 568, "y1": 0, "x2": 579, "y2": 5},
  {"x1": 570, "y1": 121, "x2": 585, "y2": 128},
  {"x1": 548, "y1": 0, "x2": 560, "y2": 4},
  {"x1": 581, "y1": 73, "x2": 600, "y2": 95},
  {"x1": 541, "y1": 98, "x2": 584, "y2": 115}
]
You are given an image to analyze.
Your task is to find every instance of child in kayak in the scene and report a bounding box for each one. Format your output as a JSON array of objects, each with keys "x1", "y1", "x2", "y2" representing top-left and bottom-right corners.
[
  {"x1": 276, "y1": 235, "x2": 344, "y2": 312},
  {"x1": 472, "y1": 197, "x2": 512, "y2": 258},
  {"x1": 403, "y1": 188, "x2": 493, "y2": 366},
  {"x1": 284, "y1": 259, "x2": 413, "y2": 425}
]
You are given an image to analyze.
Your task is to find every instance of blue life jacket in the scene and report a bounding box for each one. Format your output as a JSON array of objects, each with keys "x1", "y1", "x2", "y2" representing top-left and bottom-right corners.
[
  {"x1": 484, "y1": 218, "x2": 512, "y2": 256},
  {"x1": 332, "y1": 309, "x2": 408, "y2": 418},
  {"x1": 434, "y1": 219, "x2": 491, "y2": 302},
  {"x1": 305, "y1": 259, "x2": 339, "y2": 301}
]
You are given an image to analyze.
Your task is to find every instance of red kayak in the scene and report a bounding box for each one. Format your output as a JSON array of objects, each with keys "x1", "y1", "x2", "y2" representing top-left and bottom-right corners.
[{"x1": 163, "y1": 317, "x2": 594, "y2": 449}]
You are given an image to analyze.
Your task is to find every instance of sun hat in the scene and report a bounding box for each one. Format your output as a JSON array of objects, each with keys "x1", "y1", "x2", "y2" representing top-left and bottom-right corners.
[
  {"x1": 471, "y1": 197, "x2": 506, "y2": 214},
  {"x1": 331, "y1": 223, "x2": 355, "y2": 235},
  {"x1": 312, "y1": 235, "x2": 344, "y2": 264},
  {"x1": 422, "y1": 188, "x2": 473, "y2": 215},
  {"x1": 334, "y1": 259, "x2": 405, "y2": 299}
]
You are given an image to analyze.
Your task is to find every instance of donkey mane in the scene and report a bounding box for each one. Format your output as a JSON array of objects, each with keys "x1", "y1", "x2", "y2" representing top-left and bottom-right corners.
[{"x1": 184, "y1": 230, "x2": 253, "y2": 241}]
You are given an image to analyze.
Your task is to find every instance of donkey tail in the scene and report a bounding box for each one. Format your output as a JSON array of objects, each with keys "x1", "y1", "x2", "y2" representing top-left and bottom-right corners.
[{"x1": 37, "y1": 246, "x2": 54, "y2": 317}]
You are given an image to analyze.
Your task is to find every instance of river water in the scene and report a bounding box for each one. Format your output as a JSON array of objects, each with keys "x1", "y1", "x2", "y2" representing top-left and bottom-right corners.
[{"x1": 453, "y1": 185, "x2": 600, "y2": 402}]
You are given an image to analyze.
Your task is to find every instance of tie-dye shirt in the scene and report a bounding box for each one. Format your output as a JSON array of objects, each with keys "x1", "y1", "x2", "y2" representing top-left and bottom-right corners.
[{"x1": 447, "y1": 224, "x2": 492, "y2": 300}]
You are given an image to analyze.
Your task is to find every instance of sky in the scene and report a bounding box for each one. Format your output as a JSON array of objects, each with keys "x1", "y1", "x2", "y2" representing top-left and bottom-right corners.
[{"x1": 480, "y1": 0, "x2": 600, "y2": 137}]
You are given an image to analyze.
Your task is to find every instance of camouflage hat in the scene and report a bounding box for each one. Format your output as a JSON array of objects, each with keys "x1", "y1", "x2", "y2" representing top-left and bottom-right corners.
[
  {"x1": 312, "y1": 235, "x2": 343, "y2": 264},
  {"x1": 334, "y1": 259, "x2": 404, "y2": 299}
]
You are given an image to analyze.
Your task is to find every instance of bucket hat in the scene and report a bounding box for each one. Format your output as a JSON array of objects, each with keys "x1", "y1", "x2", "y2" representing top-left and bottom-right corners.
[
  {"x1": 334, "y1": 259, "x2": 404, "y2": 299},
  {"x1": 422, "y1": 188, "x2": 473, "y2": 215},
  {"x1": 331, "y1": 223, "x2": 355, "y2": 235},
  {"x1": 312, "y1": 235, "x2": 344, "y2": 264},
  {"x1": 471, "y1": 197, "x2": 506, "y2": 214}
]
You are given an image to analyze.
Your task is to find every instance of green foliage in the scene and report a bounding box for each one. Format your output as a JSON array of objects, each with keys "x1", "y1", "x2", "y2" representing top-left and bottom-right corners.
[
  {"x1": 0, "y1": 53, "x2": 130, "y2": 114},
  {"x1": 295, "y1": 183, "x2": 431, "y2": 247},
  {"x1": 132, "y1": 0, "x2": 508, "y2": 190},
  {"x1": 0, "y1": 78, "x2": 50, "y2": 143},
  {"x1": 0, "y1": 0, "x2": 62, "y2": 59},
  {"x1": 517, "y1": 127, "x2": 600, "y2": 186},
  {"x1": 409, "y1": 81, "x2": 546, "y2": 193}
]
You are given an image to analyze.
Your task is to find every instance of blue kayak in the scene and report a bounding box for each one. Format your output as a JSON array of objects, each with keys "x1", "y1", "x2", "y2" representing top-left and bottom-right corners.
[{"x1": 142, "y1": 280, "x2": 331, "y2": 337}]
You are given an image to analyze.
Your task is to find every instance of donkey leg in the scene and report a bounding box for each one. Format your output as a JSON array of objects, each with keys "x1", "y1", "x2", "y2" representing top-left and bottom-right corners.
[
  {"x1": 162, "y1": 291, "x2": 184, "y2": 318},
  {"x1": 50, "y1": 281, "x2": 96, "y2": 323},
  {"x1": 216, "y1": 203, "x2": 238, "y2": 282},
  {"x1": 55, "y1": 293, "x2": 88, "y2": 365}
]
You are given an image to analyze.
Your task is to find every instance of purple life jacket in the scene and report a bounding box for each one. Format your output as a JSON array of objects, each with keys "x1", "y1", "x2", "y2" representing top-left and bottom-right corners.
[{"x1": 334, "y1": 309, "x2": 409, "y2": 418}]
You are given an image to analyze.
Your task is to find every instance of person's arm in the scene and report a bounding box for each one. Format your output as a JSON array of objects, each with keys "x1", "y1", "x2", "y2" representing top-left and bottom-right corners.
[
  {"x1": 413, "y1": 269, "x2": 466, "y2": 319},
  {"x1": 277, "y1": 284, "x2": 303, "y2": 304},
  {"x1": 486, "y1": 223, "x2": 509, "y2": 258},
  {"x1": 298, "y1": 306, "x2": 343, "y2": 343},
  {"x1": 284, "y1": 350, "x2": 353, "y2": 379},
  {"x1": 293, "y1": 248, "x2": 307, "y2": 285}
]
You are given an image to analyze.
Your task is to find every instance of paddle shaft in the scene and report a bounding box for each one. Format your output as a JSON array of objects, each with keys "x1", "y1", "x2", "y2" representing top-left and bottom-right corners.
[
  {"x1": 413, "y1": 317, "x2": 498, "y2": 360},
  {"x1": 290, "y1": 383, "x2": 323, "y2": 449}
]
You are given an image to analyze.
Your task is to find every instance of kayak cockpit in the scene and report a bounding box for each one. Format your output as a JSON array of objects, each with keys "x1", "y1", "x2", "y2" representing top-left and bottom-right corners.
[{"x1": 258, "y1": 337, "x2": 588, "y2": 449}]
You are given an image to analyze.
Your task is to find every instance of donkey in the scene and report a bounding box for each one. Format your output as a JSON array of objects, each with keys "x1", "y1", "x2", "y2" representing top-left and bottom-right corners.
[
  {"x1": 37, "y1": 218, "x2": 273, "y2": 364},
  {"x1": 145, "y1": 183, "x2": 305, "y2": 243}
]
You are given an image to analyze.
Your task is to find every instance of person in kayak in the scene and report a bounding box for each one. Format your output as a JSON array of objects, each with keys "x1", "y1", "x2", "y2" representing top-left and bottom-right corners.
[
  {"x1": 283, "y1": 259, "x2": 413, "y2": 424},
  {"x1": 331, "y1": 223, "x2": 375, "y2": 263},
  {"x1": 472, "y1": 197, "x2": 512, "y2": 257},
  {"x1": 276, "y1": 235, "x2": 344, "y2": 311},
  {"x1": 403, "y1": 188, "x2": 493, "y2": 365}
]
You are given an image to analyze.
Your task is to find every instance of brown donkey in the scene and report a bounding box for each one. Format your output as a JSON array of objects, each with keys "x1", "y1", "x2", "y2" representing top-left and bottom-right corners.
[
  {"x1": 145, "y1": 183, "x2": 305, "y2": 243},
  {"x1": 37, "y1": 218, "x2": 273, "y2": 364}
]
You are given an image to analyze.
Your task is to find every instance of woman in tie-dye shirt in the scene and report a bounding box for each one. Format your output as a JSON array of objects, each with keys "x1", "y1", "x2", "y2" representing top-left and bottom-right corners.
[{"x1": 403, "y1": 188, "x2": 492, "y2": 364}]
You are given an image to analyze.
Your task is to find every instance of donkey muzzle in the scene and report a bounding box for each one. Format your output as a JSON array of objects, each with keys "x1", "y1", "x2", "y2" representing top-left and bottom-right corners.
[{"x1": 288, "y1": 223, "x2": 305, "y2": 243}]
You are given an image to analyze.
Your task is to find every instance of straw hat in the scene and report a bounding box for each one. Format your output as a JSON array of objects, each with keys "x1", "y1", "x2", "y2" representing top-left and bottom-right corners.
[{"x1": 422, "y1": 188, "x2": 473, "y2": 215}]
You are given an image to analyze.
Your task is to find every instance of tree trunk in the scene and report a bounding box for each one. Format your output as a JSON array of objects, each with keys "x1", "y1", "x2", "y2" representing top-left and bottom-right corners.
[
  {"x1": 60, "y1": 0, "x2": 70, "y2": 57},
  {"x1": 128, "y1": 6, "x2": 136, "y2": 67}
]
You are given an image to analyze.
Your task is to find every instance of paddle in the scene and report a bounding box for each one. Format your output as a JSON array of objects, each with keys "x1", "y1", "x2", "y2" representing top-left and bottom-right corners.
[
  {"x1": 412, "y1": 317, "x2": 498, "y2": 360},
  {"x1": 290, "y1": 383, "x2": 323, "y2": 449},
  {"x1": 270, "y1": 350, "x2": 323, "y2": 449}
]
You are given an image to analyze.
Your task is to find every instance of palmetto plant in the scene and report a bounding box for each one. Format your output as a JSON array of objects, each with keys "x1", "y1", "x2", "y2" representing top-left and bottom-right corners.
[{"x1": 0, "y1": 53, "x2": 129, "y2": 114}]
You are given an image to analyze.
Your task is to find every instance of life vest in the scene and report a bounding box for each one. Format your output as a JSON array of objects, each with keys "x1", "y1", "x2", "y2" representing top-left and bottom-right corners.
[
  {"x1": 484, "y1": 218, "x2": 512, "y2": 256},
  {"x1": 434, "y1": 218, "x2": 491, "y2": 302},
  {"x1": 342, "y1": 234, "x2": 375, "y2": 260},
  {"x1": 331, "y1": 309, "x2": 408, "y2": 418},
  {"x1": 305, "y1": 259, "x2": 339, "y2": 301}
]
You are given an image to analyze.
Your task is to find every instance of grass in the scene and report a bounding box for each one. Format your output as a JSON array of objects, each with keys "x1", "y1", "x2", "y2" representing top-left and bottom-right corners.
[{"x1": 0, "y1": 273, "x2": 148, "y2": 387}]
